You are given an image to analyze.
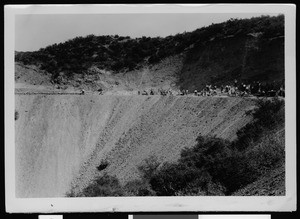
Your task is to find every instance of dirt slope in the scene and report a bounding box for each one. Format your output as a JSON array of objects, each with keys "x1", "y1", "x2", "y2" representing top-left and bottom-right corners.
[
  {"x1": 178, "y1": 34, "x2": 284, "y2": 91},
  {"x1": 15, "y1": 54, "x2": 183, "y2": 95},
  {"x1": 15, "y1": 95, "x2": 256, "y2": 197},
  {"x1": 15, "y1": 62, "x2": 52, "y2": 86}
]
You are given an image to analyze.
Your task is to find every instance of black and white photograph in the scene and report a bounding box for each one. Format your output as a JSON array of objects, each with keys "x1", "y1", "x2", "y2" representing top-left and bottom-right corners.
[{"x1": 5, "y1": 4, "x2": 296, "y2": 212}]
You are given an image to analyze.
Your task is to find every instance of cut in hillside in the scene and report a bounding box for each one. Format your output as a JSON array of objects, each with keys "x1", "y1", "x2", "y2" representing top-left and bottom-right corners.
[
  {"x1": 15, "y1": 15, "x2": 284, "y2": 92},
  {"x1": 178, "y1": 32, "x2": 284, "y2": 91},
  {"x1": 15, "y1": 53, "x2": 184, "y2": 94},
  {"x1": 15, "y1": 95, "x2": 256, "y2": 197}
]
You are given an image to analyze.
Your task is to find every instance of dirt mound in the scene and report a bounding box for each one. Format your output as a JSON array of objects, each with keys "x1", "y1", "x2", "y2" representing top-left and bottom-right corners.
[
  {"x1": 15, "y1": 95, "x2": 256, "y2": 197},
  {"x1": 15, "y1": 54, "x2": 183, "y2": 95},
  {"x1": 15, "y1": 62, "x2": 52, "y2": 86}
]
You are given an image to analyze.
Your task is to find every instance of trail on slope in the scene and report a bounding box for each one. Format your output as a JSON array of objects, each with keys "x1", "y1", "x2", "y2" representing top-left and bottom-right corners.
[{"x1": 15, "y1": 95, "x2": 256, "y2": 197}]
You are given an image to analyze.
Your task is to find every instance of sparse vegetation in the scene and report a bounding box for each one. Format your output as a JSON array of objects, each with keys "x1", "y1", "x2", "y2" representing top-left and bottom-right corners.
[
  {"x1": 123, "y1": 179, "x2": 155, "y2": 196},
  {"x1": 79, "y1": 173, "x2": 124, "y2": 197},
  {"x1": 72, "y1": 98, "x2": 284, "y2": 197},
  {"x1": 97, "y1": 160, "x2": 109, "y2": 171},
  {"x1": 234, "y1": 97, "x2": 284, "y2": 150},
  {"x1": 16, "y1": 15, "x2": 284, "y2": 86},
  {"x1": 137, "y1": 155, "x2": 160, "y2": 181},
  {"x1": 148, "y1": 98, "x2": 284, "y2": 195}
]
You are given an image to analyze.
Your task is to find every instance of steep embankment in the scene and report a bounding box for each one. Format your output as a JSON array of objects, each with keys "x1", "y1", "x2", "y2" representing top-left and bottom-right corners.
[
  {"x1": 178, "y1": 34, "x2": 284, "y2": 91},
  {"x1": 15, "y1": 53, "x2": 184, "y2": 94},
  {"x1": 15, "y1": 95, "x2": 256, "y2": 197}
]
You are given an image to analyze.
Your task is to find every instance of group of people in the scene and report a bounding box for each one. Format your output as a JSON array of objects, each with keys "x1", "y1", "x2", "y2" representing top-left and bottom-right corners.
[
  {"x1": 80, "y1": 80, "x2": 285, "y2": 98},
  {"x1": 137, "y1": 80, "x2": 285, "y2": 98},
  {"x1": 80, "y1": 88, "x2": 103, "y2": 95},
  {"x1": 138, "y1": 88, "x2": 174, "y2": 96},
  {"x1": 195, "y1": 80, "x2": 285, "y2": 97}
]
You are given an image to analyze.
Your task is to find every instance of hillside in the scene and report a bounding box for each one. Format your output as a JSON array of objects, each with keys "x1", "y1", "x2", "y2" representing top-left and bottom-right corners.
[
  {"x1": 15, "y1": 15, "x2": 284, "y2": 92},
  {"x1": 15, "y1": 95, "x2": 256, "y2": 197},
  {"x1": 14, "y1": 14, "x2": 285, "y2": 198}
]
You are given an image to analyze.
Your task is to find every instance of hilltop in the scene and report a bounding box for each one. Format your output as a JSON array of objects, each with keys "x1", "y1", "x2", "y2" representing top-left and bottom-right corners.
[{"x1": 15, "y1": 15, "x2": 284, "y2": 93}]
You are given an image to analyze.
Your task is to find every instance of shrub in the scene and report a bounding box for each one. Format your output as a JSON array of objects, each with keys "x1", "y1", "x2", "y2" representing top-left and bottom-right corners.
[
  {"x1": 80, "y1": 174, "x2": 124, "y2": 197},
  {"x1": 141, "y1": 98, "x2": 285, "y2": 195},
  {"x1": 123, "y1": 179, "x2": 155, "y2": 196},
  {"x1": 235, "y1": 98, "x2": 284, "y2": 150},
  {"x1": 149, "y1": 162, "x2": 201, "y2": 196},
  {"x1": 208, "y1": 150, "x2": 259, "y2": 194},
  {"x1": 97, "y1": 160, "x2": 109, "y2": 171},
  {"x1": 246, "y1": 131, "x2": 285, "y2": 175},
  {"x1": 175, "y1": 172, "x2": 226, "y2": 196},
  {"x1": 137, "y1": 155, "x2": 160, "y2": 181}
]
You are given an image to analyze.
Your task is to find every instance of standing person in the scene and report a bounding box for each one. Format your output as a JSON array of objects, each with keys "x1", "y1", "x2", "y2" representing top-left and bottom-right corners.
[
  {"x1": 220, "y1": 85, "x2": 224, "y2": 93},
  {"x1": 278, "y1": 85, "x2": 285, "y2": 97},
  {"x1": 225, "y1": 85, "x2": 228, "y2": 93},
  {"x1": 81, "y1": 89, "x2": 85, "y2": 95},
  {"x1": 246, "y1": 84, "x2": 251, "y2": 94},
  {"x1": 234, "y1": 79, "x2": 238, "y2": 90},
  {"x1": 228, "y1": 86, "x2": 232, "y2": 96}
]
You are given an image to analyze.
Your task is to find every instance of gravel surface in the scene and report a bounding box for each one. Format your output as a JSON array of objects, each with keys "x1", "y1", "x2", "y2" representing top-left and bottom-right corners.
[{"x1": 15, "y1": 95, "x2": 256, "y2": 197}]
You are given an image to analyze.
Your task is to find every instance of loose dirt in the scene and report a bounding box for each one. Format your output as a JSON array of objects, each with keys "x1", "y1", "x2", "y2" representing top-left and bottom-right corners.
[{"x1": 15, "y1": 94, "x2": 256, "y2": 197}]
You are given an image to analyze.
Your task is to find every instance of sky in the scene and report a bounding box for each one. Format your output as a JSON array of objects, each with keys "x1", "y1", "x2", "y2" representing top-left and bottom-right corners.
[{"x1": 15, "y1": 13, "x2": 279, "y2": 52}]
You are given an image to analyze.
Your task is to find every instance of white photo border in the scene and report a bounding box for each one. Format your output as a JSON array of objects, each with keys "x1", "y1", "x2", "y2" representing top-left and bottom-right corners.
[{"x1": 5, "y1": 4, "x2": 296, "y2": 213}]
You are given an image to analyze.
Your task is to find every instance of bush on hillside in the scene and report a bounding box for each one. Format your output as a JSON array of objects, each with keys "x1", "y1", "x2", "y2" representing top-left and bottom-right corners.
[
  {"x1": 80, "y1": 174, "x2": 124, "y2": 197},
  {"x1": 149, "y1": 162, "x2": 201, "y2": 196},
  {"x1": 143, "y1": 98, "x2": 285, "y2": 195},
  {"x1": 97, "y1": 160, "x2": 109, "y2": 171},
  {"x1": 67, "y1": 98, "x2": 285, "y2": 197},
  {"x1": 123, "y1": 179, "x2": 155, "y2": 196},
  {"x1": 246, "y1": 131, "x2": 285, "y2": 175},
  {"x1": 234, "y1": 98, "x2": 284, "y2": 150},
  {"x1": 15, "y1": 15, "x2": 284, "y2": 79},
  {"x1": 137, "y1": 155, "x2": 160, "y2": 181}
]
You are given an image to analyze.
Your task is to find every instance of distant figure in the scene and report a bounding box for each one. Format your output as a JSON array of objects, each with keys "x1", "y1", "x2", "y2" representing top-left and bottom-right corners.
[
  {"x1": 257, "y1": 81, "x2": 262, "y2": 94},
  {"x1": 150, "y1": 89, "x2": 154, "y2": 95},
  {"x1": 246, "y1": 84, "x2": 251, "y2": 94},
  {"x1": 194, "y1": 90, "x2": 198, "y2": 96},
  {"x1": 81, "y1": 89, "x2": 85, "y2": 95},
  {"x1": 277, "y1": 86, "x2": 285, "y2": 97},
  {"x1": 234, "y1": 79, "x2": 238, "y2": 89},
  {"x1": 138, "y1": 91, "x2": 141, "y2": 95}
]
